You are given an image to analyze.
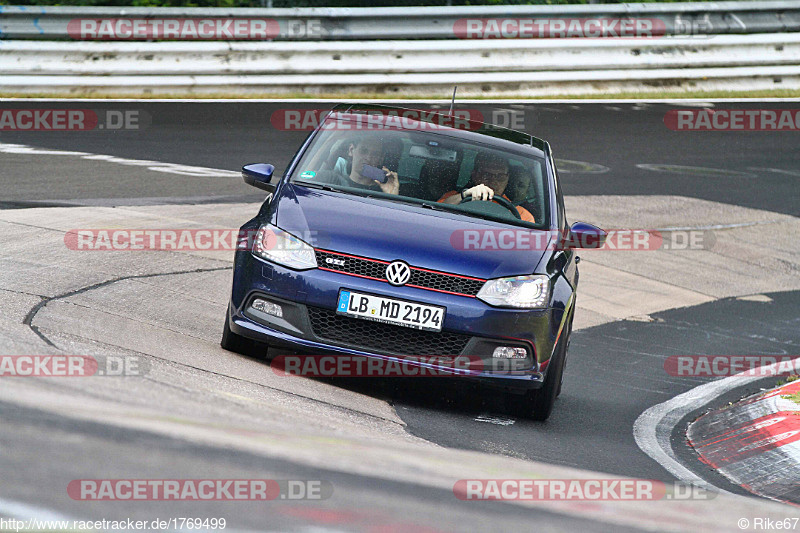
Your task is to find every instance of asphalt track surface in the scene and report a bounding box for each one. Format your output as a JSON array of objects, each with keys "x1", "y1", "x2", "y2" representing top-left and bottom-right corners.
[
  {"x1": 1, "y1": 100, "x2": 799, "y2": 530},
  {"x1": 4, "y1": 402, "x2": 636, "y2": 533},
  {"x1": 0, "y1": 101, "x2": 798, "y2": 216},
  {"x1": 392, "y1": 290, "x2": 800, "y2": 492}
]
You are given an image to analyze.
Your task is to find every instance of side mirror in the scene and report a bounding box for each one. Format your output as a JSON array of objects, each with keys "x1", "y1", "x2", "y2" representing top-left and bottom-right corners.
[
  {"x1": 242, "y1": 163, "x2": 277, "y2": 194},
  {"x1": 566, "y1": 222, "x2": 607, "y2": 249}
]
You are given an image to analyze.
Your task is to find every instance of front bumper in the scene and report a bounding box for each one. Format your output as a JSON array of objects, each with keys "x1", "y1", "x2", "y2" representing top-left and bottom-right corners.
[{"x1": 230, "y1": 250, "x2": 566, "y2": 391}]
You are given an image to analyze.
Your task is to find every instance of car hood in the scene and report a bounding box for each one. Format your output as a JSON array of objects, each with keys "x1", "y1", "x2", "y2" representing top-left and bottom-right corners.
[{"x1": 274, "y1": 184, "x2": 549, "y2": 279}]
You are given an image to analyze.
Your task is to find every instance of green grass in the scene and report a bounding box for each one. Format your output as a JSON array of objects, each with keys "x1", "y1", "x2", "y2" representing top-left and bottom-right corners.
[
  {"x1": 781, "y1": 391, "x2": 800, "y2": 405},
  {"x1": 2, "y1": 88, "x2": 800, "y2": 100}
]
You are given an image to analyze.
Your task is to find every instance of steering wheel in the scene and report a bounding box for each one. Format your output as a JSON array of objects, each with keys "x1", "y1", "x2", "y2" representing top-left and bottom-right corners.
[{"x1": 461, "y1": 191, "x2": 521, "y2": 220}]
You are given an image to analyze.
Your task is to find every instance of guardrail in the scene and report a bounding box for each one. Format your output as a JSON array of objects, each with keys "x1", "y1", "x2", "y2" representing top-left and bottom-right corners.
[
  {"x1": 1, "y1": 33, "x2": 798, "y2": 96},
  {"x1": 2, "y1": 33, "x2": 797, "y2": 75},
  {"x1": 0, "y1": 2, "x2": 798, "y2": 96},
  {"x1": 2, "y1": 1, "x2": 800, "y2": 41}
]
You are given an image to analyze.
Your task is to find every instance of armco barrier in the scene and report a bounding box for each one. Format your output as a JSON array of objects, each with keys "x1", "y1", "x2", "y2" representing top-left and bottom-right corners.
[
  {"x1": 2, "y1": 66, "x2": 799, "y2": 96},
  {"x1": 2, "y1": 33, "x2": 798, "y2": 75},
  {"x1": 1, "y1": 2, "x2": 800, "y2": 41},
  {"x1": 0, "y1": 2, "x2": 798, "y2": 95},
  {"x1": 0, "y1": 33, "x2": 798, "y2": 96}
]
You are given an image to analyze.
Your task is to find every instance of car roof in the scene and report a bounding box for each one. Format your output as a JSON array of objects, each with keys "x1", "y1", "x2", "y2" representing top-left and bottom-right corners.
[{"x1": 330, "y1": 103, "x2": 547, "y2": 155}]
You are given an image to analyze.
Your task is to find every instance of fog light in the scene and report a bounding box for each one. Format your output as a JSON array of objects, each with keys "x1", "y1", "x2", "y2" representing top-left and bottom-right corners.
[
  {"x1": 252, "y1": 298, "x2": 283, "y2": 318},
  {"x1": 492, "y1": 346, "x2": 527, "y2": 359}
]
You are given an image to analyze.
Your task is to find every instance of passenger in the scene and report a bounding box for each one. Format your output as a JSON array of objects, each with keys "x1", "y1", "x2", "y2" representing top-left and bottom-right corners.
[
  {"x1": 438, "y1": 152, "x2": 534, "y2": 222},
  {"x1": 507, "y1": 165, "x2": 533, "y2": 204},
  {"x1": 312, "y1": 135, "x2": 399, "y2": 195}
]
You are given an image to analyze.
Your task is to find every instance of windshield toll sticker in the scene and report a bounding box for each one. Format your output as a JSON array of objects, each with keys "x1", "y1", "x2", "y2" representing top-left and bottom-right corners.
[{"x1": 300, "y1": 170, "x2": 316, "y2": 179}]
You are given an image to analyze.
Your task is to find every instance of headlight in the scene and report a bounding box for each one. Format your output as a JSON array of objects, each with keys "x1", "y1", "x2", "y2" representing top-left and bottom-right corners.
[
  {"x1": 476, "y1": 275, "x2": 549, "y2": 308},
  {"x1": 252, "y1": 224, "x2": 317, "y2": 270}
]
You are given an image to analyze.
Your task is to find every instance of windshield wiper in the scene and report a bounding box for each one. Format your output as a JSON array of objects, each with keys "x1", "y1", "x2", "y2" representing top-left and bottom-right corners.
[
  {"x1": 294, "y1": 181, "x2": 382, "y2": 201},
  {"x1": 293, "y1": 181, "x2": 340, "y2": 192}
]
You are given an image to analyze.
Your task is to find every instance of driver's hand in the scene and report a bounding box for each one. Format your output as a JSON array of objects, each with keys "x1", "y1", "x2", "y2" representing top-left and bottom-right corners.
[
  {"x1": 375, "y1": 167, "x2": 399, "y2": 195},
  {"x1": 464, "y1": 184, "x2": 494, "y2": 202}
]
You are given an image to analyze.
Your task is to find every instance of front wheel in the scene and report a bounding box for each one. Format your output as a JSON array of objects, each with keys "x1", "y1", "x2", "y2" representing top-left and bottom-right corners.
[
  {"x1": 508, "y1": 327, "x2": 569, "y2": 421},
  {"x1": 221, "y1": 306, "x2": 271, "y2": 358},
  {"x1": 221, "y1": 309, "x2": 252, "y2": 353},
  {"x1": 556, "y1": 316, "x2": 573, "y2": 398}
]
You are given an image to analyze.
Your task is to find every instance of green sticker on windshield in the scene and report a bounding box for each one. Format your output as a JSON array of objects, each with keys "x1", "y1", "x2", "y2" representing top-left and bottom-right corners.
[{"x1": 300, "y1": 170, "x2": 316, "y2": 179}]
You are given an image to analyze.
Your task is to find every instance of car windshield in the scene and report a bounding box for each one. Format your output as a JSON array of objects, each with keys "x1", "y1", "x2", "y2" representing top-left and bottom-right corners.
[{"x1": 289, "y1": 112, "x2": 549, "y2": 228}]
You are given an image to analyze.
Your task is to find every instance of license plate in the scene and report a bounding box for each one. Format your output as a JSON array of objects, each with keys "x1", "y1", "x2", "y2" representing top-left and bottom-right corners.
[{"x1": 337, "y1": 290, "x2": 445, "y2": 332}]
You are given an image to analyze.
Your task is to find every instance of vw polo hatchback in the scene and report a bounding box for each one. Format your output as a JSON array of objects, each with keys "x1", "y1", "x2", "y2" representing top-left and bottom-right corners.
[{"x1": 222, "y1": 104, "x2": 605, "y2": 421}]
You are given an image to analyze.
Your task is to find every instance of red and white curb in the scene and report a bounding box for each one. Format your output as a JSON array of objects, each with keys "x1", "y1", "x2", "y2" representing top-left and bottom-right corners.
[{"x1": 688, "y1": 380, "x2": 800, "y2": 506}]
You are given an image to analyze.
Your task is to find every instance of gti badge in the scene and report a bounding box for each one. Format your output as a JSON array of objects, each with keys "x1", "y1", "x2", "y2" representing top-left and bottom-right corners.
[{"x1": 325, "y1": 257, "x2": 345, "y2": 267}]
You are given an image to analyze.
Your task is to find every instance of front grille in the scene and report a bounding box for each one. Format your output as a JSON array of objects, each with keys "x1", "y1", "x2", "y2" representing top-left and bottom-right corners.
[
  {"x1": 408, "y1": 269, "x2": 484, "y2": 296},
  {"x1": 307, "y1": 306, "x2": 472, "y2": 356},
  {"x1": 316, "y1": 250, "x2": 387, "y2": 280},
  {"x1": 315, "y1": 249, "x2": 485, "y2": 297}
]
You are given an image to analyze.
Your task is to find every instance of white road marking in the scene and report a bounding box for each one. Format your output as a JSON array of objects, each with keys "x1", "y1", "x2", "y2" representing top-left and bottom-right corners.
[
  {"x1": 555, "y1": 159, "x2": 610, "y2": 174},
  {"x1": 636, "y1": 164, "x2": 756, "y2": 179},
  {"x1": 653, "y1": 220, "x2": 784, "y2": 232},
  {"x1": 736, "y1": 294, "x2": 774, "y2": 303},
  {"x1": 0, "y1": 142, "x2": 239, "y2": 178},
  {"x1": 633, "y1": 356, "x2": 800, "y2": 494},
  {"x1": 475, "y1": 415, "x2": 515, "y2": 426},
  {"x1": 748, "y1": 167, "x2": 800, "y2": 178}
]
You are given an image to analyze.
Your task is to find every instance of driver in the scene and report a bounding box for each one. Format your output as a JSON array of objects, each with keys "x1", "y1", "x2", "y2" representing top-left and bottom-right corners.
[
  {"x1": 438, "y1": 152, "x2": 534, "y2": 222},
  {"x1": 313, "y1": 134, "x2": 399, "y2": 195}
]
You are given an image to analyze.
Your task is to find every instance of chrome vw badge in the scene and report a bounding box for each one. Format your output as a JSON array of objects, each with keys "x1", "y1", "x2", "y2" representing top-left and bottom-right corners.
[{"x1": 385, "y1": 261, "x2": 411, "y2": 286}]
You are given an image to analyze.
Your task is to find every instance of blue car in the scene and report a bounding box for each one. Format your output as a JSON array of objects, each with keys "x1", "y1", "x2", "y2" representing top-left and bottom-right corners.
[{"x1": 222, "y1": 104, "x2": 605, "y2": 421}]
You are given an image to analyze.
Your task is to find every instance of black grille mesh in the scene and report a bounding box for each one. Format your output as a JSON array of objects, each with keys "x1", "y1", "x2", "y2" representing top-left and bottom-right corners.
[
  {"x1": 315, "y1": 249, "x2": 484, "y2": 296},
  {"x1": 408, "y1": 269, "x2": 484, "y2": 296},
  {"x1": 316, "y1": 250, "x2": 386, "y2": 280},
  {"x1": 307, "y1": 306, "x2": 471, "y2": 356}
]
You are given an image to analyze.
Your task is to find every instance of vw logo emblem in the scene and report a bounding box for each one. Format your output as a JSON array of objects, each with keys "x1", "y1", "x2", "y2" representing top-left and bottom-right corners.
[{"x1": 385, "y1": 261, "x2": 411, "y2": 286}]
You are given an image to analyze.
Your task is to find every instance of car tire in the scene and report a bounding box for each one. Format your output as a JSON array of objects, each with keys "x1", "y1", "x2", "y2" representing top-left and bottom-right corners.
[
  {"x1": 530, "y1": 334, "x2": 567, "y2": 421},
  {"x1": 508, "y1": 324, "x2": 570, "y2": 422},
  {"x1": 221, "y1": 310, "x2": 251, "y2": 353},
  {"x1": 221, "y1": 306, "x2": 271, "y2": 358},
  {"x1": 556, "y1": 315, "x2": 573, "y2": 398}
]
